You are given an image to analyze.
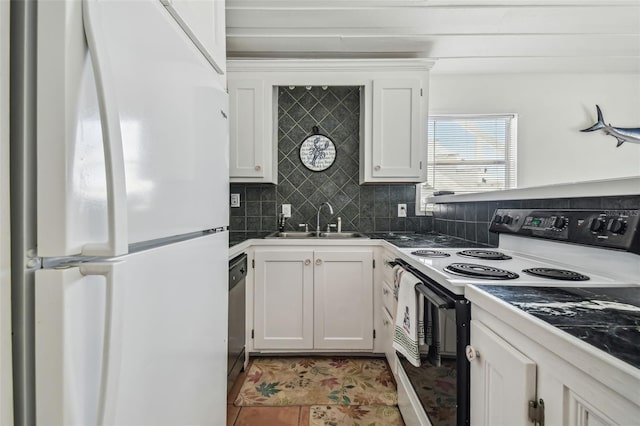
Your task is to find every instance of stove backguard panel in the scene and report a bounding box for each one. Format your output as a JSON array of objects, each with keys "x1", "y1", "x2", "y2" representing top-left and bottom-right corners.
[{"x1": 432, "y1": 195, "x2": 640, "y2": 247}]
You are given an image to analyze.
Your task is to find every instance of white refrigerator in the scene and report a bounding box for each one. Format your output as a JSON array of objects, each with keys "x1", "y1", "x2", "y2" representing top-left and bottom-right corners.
[{"x1": 12, "y1": 0, "x2": 229, "y2": 424}]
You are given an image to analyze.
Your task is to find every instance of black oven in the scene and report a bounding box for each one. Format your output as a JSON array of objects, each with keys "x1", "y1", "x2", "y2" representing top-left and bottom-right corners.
[{"x1": 390, "y1": 259, "x2": 470, "y2": 426}]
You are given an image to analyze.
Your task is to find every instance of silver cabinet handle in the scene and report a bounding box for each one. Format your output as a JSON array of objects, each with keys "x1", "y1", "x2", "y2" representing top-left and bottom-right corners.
[
  {"x1": 304, "y1": 259, "x2": 311, "y2": 265},
  {"x1": 315, "y1": 259, "x2": 322, "y2": 265},
  {"x1": 383, "y1": 288, "x2": 390, "y2": 295},
  {"x1": 383, "y1": 318, "x2": 390, "y2": 326},
  {"x1": 374, "y1": 165, "x2": 381, "y2": 171},
  {"x1": 255, "y1": 165, "x2": 261, "y2": 171}
]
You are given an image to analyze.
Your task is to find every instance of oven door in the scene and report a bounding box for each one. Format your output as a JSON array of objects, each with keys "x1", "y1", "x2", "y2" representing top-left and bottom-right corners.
[{"x1": 393, "y1": 261, "x2": 470, "y2": 426}]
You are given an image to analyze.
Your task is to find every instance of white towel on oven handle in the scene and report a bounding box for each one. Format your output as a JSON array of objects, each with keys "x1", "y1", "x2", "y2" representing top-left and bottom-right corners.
[
  {"x1": 391, "y1": 265, "x2": 404, "y2": 299},
  {"x1": 393, "y1": 270, "x2": 424, "y2": 367}
]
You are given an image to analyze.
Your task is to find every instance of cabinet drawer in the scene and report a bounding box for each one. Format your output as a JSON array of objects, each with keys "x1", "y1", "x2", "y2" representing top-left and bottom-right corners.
[
  {"x1": 382, "y1": 253, "x2": 396, "y2": 283},
  {"x1": 381, "y1": 280, "x2": 396, "y2": 317},
  {"x1": 381, "y1": 307, "x2": 397, "y2": 375}
]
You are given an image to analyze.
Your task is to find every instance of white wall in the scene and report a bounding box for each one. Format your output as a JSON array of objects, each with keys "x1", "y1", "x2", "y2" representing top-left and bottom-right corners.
[
  {"x1": 1, "y1": 0, "x2": 14, "y2": 424},
  {"x1": 429, "y1": 73, "x2": 640, "y2": 188}
]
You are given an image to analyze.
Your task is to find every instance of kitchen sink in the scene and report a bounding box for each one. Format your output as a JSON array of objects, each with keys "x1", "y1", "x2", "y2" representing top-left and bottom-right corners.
[{"x1": 265, "y1": 231, "x2": 369, "y2": 239}]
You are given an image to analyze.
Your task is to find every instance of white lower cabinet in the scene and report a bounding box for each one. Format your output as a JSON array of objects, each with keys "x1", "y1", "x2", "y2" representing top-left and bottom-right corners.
[
  {"x1": 253, "y1": 247, "x2": 373, "y2": 351},
  {"x1": 253, "y1": 249, "x2": 314, "y2": 349},
  {"x1": 469, "y1": 309, "x2": 640, "y2": 426},
  {"x1": 313, "y1": 249, "x2": 374, "y2": 350},
  {"x1": 469, "y1": 320, "x2": 537, "y2": 426}
]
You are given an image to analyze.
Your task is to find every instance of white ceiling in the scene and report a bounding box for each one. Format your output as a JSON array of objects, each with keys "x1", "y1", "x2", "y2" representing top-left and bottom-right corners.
[{"x1": 225, "y1": 0, "x2": 640, "y2": 73}]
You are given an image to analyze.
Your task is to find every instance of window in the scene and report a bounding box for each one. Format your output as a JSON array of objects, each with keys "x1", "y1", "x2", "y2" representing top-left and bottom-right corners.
[{"x1": 418, "y1": 114, "x2": 517, "y2": 212}]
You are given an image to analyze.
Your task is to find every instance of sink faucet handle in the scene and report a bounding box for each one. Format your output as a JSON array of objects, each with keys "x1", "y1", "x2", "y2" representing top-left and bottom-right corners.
[
  {"x1": 327, "y1": 224, "x2": 337, "y2": 232},
  {"x1": 299, "y1": 223, "x2": 309, "y2": 232}
]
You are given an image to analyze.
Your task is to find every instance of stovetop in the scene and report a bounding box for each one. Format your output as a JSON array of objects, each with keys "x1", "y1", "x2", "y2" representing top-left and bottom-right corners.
[{"x1": 398, "y1": 245, "x2": 628, "y2": 289}]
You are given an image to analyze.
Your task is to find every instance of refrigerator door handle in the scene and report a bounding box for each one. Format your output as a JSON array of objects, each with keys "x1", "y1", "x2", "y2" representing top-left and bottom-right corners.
[
  {"x1": 81, "y1": 0, "x2": 128, "y2": 257},
  {"x1": 79, "y1": 262, "x2": 125, "y2": 426}
]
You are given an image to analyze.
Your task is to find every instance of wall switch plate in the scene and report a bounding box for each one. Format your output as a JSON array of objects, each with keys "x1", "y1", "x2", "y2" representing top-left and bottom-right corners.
[
  {"x1": 282, "y1": 204, "x2": 292, "y2": 218},
  {"x1": 398, "y1": 204, "x2": 407, "y2": 217},
  {"x1": 230, "y1": 193, "x2": 240, "y2": 208}
]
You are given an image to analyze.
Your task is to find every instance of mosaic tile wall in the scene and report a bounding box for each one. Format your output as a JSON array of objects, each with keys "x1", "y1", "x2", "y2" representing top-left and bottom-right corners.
[
  {"x1": 229, "y1": 86, "x2": 434, "y2": 234},
  {"x1": 432, "y1": 194, "x2": 640, "y2": 247}
]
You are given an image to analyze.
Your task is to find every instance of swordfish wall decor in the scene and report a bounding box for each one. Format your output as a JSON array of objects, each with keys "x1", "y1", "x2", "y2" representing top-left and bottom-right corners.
[{"x1": 581, "y1": 105, "x2": 640, "y2": 147}]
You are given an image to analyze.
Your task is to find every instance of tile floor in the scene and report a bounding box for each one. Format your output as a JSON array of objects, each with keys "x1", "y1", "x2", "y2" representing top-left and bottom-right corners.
[{"x1": 227, "y1": 361, "x2": 311, "y2": 426}]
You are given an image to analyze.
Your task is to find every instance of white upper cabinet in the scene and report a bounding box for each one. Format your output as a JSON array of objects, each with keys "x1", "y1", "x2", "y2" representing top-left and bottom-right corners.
[
  {"x1": 369, "y1": 78, "x2": 423, "y2": 182},
  {"x1": 160, "y1": 0, "x2": 226, "y2": 75},
  {"x1": 227, "y1": 59, "x2": 433, "y2": 184},
  {"x1": 228, "y1": 79, "x2": 277, "y2": 183}
]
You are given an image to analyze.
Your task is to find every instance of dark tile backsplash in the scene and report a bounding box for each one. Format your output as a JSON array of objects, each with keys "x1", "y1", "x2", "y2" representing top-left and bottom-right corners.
[
  {"x1": 432, "y1": 195, "x2": 640, "y2": 247},
  {"x1": 230, "y1": 86, "x2": 433, "y2": 234}
]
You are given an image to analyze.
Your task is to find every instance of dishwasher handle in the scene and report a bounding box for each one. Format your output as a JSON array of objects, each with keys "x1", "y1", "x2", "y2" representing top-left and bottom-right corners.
[{"x1": 229, "y1": 254, "x2": 248, "y2": 291}]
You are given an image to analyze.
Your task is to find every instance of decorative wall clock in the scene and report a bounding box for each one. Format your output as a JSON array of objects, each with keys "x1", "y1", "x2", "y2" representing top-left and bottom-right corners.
[{"x1": 299, "y1": 126, "x2": 336, "y2": 172}]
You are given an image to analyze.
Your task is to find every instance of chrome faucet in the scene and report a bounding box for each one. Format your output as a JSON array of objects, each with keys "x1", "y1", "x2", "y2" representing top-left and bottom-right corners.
[{"x1": 316, "y1": 202, "x2": 334, "y2": 235}]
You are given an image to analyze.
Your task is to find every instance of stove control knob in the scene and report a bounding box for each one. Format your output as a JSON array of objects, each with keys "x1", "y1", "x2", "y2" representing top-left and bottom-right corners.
[
  {"x1": 589, "y1": 218, "x2": 606, "y2": 233},
  {"x1": 502, "y1": 215, "x2": 513, "y2": 225},
  {"x1": 552, "y1": 216, "x2": 567, "y2": 230},
  {"x1": 494, "y1": 215, "x2": 503, "y2": 224},
  {"x1": 607, "y1": 218, "x2": 627, "y2": 235}
]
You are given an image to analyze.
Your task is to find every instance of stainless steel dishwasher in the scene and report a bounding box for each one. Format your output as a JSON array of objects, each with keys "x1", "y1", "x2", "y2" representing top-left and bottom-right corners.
[{"x1": 228, "y1": 253, "x2": 247, "y2": 394}]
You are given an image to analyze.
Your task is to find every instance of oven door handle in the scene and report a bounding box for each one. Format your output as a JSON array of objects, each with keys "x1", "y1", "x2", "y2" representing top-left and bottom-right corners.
[{"x1": 416, "y1": 283, "x2": 454, "y2": 309}]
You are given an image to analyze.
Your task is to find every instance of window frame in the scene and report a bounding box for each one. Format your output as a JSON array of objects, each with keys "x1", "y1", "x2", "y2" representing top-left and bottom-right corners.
[{"x1": 417, "y1": 113, "x2": 518, "y2": 214}]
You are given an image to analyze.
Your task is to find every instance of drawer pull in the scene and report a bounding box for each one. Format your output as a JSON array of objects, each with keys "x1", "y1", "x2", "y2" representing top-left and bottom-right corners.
[
  {"x1": 383, "y1": 288, "x2": 390, "y2": 295},
  {"x1": 304, "y1": 259, "x2": 311, "y2": 265},
  {"x1": 315, "y1": 259, "x2": 322, "y2": 265}
]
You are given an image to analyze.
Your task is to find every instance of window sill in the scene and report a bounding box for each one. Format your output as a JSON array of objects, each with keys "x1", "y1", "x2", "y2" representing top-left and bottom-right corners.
[{"x1": 425, "y1": 177, "x2": 640, "y2": 204}]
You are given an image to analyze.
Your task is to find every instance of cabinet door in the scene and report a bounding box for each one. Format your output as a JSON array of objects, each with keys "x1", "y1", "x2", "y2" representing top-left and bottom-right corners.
[
  {"x1": 254, "y1": 249, "x2": 314, "y2": 349},
  {"x1": 470, "y1": 320, "x2": 537, "y2": 426},
  {"x1": 313, "y1": 250, "x2": 374, "y2": 350},
  {"x1": 160, "y1": 0, "x2": 226, "y2": 74},
  {"x1": 228, "y1": 79, "x2": 275, "y2": 182},
  {"x1": 371, "y1": 79, "x2": 423, "y2": 180}
]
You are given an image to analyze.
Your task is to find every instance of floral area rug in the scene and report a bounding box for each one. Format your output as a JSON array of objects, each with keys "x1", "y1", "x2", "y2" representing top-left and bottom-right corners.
[
  {"x1": 234, "y1": 357, "x2": 398, "y2": 407},
  {"x1": 310, "y1": 405, "x2": 404, "y2": 426}
]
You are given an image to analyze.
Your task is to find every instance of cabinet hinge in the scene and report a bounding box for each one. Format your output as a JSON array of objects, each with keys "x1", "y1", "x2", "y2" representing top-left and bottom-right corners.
[
  {"x1": 373, "y1": 330, "x2": 376, "y2": 339},
  {"x1": 528, "y1": 399, "x2": 545, "y2": 426},
  {"x1": 420, "y1": 88, "x2": 423, "y2": 96},
  {"x1": 420, "y1": 161, "x2": 423, "y2": 170},
  {"x1": 373, "y1": 259, "x2": 376, "y2": 268},
  {"x1": 252, "y1": 259, "x2": 255, "y2": 269},
  {"x1": 251, "y1": 329, "x2": 254, "y2": 339}
]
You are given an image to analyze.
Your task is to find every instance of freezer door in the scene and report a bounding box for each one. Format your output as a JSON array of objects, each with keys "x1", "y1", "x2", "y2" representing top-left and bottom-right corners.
[
  {"x1": 37, "y1": 0, "x2": 229, "y2": 257},
  {"x1": 35, "y1": 232, "x2": 228, "y2": 426}
]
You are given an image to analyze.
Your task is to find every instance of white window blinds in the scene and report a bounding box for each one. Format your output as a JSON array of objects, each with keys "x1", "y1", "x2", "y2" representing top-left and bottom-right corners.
[{"x1": 419, "y1": 114, "x2": 517, "y2": 211}]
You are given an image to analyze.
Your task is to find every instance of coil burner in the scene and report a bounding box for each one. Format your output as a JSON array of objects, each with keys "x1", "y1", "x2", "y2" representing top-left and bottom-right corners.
[
  {"x1": 444, "y1": 263, "x2": 519, "y2": 280},
  {"x1": 457, "y1": 250, "x2": 512, "y2": 260},
  {"x1": 522, "y1": 268, "x2": 590, "y2": 281},
  {"x1": 410, "y1": 250, "x2": 451, "y2": 258}
]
